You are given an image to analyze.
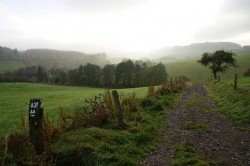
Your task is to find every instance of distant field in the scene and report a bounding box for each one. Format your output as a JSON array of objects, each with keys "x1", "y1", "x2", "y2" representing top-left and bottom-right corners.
[
  {"x1": 165, "y1": 51, "x2": 250, "y2": 84},
  {"x1": 0, "y1": 83, "x2": 147, "y2": 136},
  {"x1": 238, "y1": 76, "x2": 250, "y2": 89},
  {"x1": 0, "y1": 60, "x2": 24, "y2": 72}
]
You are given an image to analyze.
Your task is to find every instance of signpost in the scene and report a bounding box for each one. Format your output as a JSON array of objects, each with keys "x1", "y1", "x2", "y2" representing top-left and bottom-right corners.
[{"x1": 29, "y1": 99, "x2": 45, "y2": 154}]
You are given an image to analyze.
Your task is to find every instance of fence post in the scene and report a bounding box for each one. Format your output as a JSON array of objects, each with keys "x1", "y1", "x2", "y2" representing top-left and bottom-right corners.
[
  {"x1": 112, "y1": 90, "x2": 126, "y2": 129},
  {"x1": 234, "y1": 74, "x2": 238, "y2": 90},
  {"x1": 29, "y1": 99, "x2": 45, "y2": 154},
  {"x1": 170, "y1": 77, "x2": 173, "y2": 89}
]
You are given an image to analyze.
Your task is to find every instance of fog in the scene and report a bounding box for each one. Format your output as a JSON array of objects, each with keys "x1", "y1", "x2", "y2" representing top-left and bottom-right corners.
[{"x1": 0, "y1": 0, "x2": 250, "y2": 58}]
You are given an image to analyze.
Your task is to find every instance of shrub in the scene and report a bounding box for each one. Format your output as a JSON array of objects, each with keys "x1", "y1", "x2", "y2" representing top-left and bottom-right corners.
[
  {"x1": 121, "y1": 94, "x2": 141, "y2": 113},
  {"x1": 140, "y1": 98, "x2": 154, "y2": 107},
  {"x1": 1, "y1": 132, "x2": 49, "y2": 165}
]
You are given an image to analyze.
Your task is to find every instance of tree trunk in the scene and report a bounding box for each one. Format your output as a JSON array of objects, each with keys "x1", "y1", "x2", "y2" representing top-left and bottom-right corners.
[{"x1": 213, "y1": 72, "x2": 217, "y2": 79}]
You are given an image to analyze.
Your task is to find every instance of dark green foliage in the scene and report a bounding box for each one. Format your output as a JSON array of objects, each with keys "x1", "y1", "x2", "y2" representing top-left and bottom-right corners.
[
  {"x1": 148, "y1": 63, "x2": 168, "y2": 85},
  {"x1": 141, "y1": 98, "x2": 154, "y2": 107},
  {"x1": 37, "y1": 65, "x2": 47, "y2": 82},
  {"x1": 103, "y1": 64, "x2": 116, "y2": 87},
  {"x1": 135, "y1": 132, "x2": 153, "y2": 146},
  {"x1": 84, "y1": 63, "x2": 101, "y2": 86},
  {"x1": 198, "y1": 50, "x2": 237, "y2": 79},
  {"x1": 0, "y1": 58, "x2": 168, "y2": 88},
  {"x1": 115, "y1": 60, "x2": 135, "y2": 88},
  {"x1": 0, "y1": 46, "x2": 19, "y2": 60}
]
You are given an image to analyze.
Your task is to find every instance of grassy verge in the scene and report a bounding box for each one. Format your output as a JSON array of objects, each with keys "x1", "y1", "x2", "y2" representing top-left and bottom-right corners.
[
  {"x1": 51, "y1": 92, "x2": 183, "y2": 166},
  {"x1": 206, "y1": 77, "x2": 250, "y2": 124}
]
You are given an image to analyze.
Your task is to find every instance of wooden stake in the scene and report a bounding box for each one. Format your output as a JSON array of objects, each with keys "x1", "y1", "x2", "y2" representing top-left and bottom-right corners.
[
  {"x1": 112, "y1": 90, "x2": 126, "y2": 129},
  {"x1": 234, "y1": 74, "x2": 238, "y2": 90}
]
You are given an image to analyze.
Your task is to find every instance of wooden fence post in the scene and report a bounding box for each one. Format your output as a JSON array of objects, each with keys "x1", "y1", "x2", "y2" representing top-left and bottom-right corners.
[
  {"x1": 234, "y1": 74, "x2": 238, "y2": 90},
  {"x1": 170, "y1": 77, "x2": 173, "y2": 89},
  {"x1": 112, "y1": 90, "x2": 126, "y2": 129},
  {"x1": 29, "y1": 99, "x2": 45, "y2": 154}
]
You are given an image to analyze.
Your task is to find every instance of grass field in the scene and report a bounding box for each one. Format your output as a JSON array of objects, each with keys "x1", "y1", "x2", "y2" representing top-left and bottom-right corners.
[
  {"x1": 0, "y1": 83, "x2": 148, "y2": 136},
  {"x1": 165, "y1": 51, "x2": 250, "y2": 84},
  {"x1": 207, "y1": 77, "x2": 250, "y2": 124},
  {"x1": 0, "y1": 60, "x2": 24, "y2": 72}
]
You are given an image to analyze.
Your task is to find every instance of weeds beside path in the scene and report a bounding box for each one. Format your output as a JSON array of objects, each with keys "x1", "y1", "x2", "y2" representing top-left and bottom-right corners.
[{"x1": 141, "y1": 85, "x2": 250, "y2": 165}]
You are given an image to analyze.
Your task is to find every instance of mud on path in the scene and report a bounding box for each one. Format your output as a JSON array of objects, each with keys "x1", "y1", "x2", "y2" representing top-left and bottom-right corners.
[{"x1": 141, "y1": 85, "x2": 250, "y2": 166}]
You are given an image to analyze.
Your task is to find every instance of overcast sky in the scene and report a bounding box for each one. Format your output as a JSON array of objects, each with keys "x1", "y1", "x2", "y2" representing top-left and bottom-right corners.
[{"x1": 0, "y1": 0, "x2": 249, "y2": 54}]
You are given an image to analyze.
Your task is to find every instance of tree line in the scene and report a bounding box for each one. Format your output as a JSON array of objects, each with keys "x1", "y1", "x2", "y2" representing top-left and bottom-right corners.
[{"x1": 0, "y1": 59, "x2": 168, "y2": 88}]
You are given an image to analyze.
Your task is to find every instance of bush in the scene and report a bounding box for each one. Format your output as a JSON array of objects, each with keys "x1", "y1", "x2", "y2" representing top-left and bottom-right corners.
[
  {"x1": 121, "y1": 94, "x2": 141, "y2": 113},
  {"x1": 140, "y1": 98, "x2": 154, "y2": 107}
]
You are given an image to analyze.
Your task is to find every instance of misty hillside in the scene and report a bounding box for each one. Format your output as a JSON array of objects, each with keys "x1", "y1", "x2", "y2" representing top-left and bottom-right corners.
[
  {"x1": 0, "y1": 47, "x2": 110, "y2": 68},
  {"x1": 153, "y1": 42, "x2": 243, "y2": 62},
  {"x1": 20, "y1": 49, "x2": 110, "y2": 68}
]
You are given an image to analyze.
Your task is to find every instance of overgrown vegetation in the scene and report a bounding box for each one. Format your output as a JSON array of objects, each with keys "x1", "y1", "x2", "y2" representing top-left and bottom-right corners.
[
  {"x1": 0, "y1": 81, "x2": 187, "y2": 165},
  {"x1": 206, "y1": 77, "x2": 250, "y2": 124}
]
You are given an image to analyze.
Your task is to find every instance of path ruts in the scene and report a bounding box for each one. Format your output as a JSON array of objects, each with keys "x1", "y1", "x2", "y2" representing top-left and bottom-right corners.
[{"x1": 141, "y1": 85, "x2": 250, "y2": 166}]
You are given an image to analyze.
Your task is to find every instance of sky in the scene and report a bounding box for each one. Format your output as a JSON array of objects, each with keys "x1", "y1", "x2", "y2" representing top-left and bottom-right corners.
[{"x1": 0, "y1": 0, "x2": 250, "y2": 55}]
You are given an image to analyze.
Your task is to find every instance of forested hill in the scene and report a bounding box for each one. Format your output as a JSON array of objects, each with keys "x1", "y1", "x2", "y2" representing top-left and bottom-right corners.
[
  {"x1": 0, "y1": 47, "x2": 109, "y2": 68},
  {"x1": 0, "y1": 46, "x2": 19, "y2": 60},
  {"x1": 20, "y1": 49, "x2": 109, "y2": 68}
]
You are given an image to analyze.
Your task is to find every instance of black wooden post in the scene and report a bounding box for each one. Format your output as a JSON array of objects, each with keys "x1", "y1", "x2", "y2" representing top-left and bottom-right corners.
[
  {"x1": 112, "y1": 90, "x2": 126, "y2": 129},
  {"x1": 234, "y1": 74, "x2": 238, "y2": 90},
  {"x1": 29, "y1": 99, "x2": 45, "y2": 154}
]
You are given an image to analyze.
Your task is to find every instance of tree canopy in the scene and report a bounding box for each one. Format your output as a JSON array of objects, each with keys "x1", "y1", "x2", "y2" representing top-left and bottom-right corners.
[{"x1": 198, "y1": 50, "x2": 237, "y2": 79}]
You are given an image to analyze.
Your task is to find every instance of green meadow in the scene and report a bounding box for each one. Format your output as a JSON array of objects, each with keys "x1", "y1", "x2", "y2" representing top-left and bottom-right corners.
[
  {"x1": 0, "y1": 83, "x2": 147, "y2": 136},
  {"x1": 0, "y1": 60, "x2": 24, "y2": 72},
  {"x1": 166, "y1": 51, "x2": 250, "y2": 84}
]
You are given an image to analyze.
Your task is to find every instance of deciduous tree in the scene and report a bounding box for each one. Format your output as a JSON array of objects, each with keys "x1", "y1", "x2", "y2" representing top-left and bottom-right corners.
[{"x1": 198, "y1": 50, "x2": 237, "y2": 79}]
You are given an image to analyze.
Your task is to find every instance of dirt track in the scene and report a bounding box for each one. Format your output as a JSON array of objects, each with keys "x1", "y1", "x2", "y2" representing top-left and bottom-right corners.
[{"x1": 141, "y1": 85, "x2": 250, "y2": 166}]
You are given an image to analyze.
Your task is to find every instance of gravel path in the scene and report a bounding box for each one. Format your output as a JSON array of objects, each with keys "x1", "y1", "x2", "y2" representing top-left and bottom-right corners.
[{"x1": 141, "y1": 85, "x2": 250, "y2": 166}]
